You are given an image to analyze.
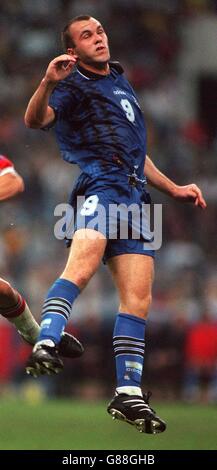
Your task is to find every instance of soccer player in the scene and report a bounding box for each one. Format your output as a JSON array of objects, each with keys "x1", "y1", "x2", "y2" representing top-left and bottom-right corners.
[
  {"x1": 0, "y1": 154, "x2": 84, "y2": 360},
  {"x1": 24, "y1": 16, "x2": 206, "y2": 433}
]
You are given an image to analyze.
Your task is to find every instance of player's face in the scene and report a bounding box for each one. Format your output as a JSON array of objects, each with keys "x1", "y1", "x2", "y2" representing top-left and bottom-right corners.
[{"x1": 68, "y1": 18, "x2": 110, "y2": 66}]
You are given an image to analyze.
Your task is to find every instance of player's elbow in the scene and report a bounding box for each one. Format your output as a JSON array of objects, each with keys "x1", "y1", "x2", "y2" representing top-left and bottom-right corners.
[
  {"x1": 10, "y1": 176, "x2": 25, "y2": 197},
  {"x1": 16, "y1": 176, "x2": 25, "y2": 193},
  {"x1": 24, "y1": 118, "x2": 32, "y2": 128},
  {"x1": 24, "y1": 106, "x2": 54, "y2": 129},
  {"x1": 24, "y1": 116, "x2": 41, "y2": 129},
  {"x1": 24, "y1": 110, "x2": 42, "y2": 129}
]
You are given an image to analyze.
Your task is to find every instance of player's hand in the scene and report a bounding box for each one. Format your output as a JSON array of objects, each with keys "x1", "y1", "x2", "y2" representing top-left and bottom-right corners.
[
  {"x1": 44, "y1": 54, "x2": 78, "y2": 84},
  {"x1": 173, "y1": 184, "x2": 207, "y2": 209}
]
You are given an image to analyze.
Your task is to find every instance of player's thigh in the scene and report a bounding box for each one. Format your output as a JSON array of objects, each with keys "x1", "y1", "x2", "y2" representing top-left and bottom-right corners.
[
  {"x1": 108, "y1": 253, "x2": 154, "y2": 305},
  {"x1": 61, "y1": 229, "x2": 107, "y2": 288}
]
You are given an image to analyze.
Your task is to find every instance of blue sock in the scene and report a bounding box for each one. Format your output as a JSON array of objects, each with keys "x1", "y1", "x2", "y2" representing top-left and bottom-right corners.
[
  {"x1": 113, "y1": 313, "x2": 146, "y2": 388},
  {"x1": 38, "y1": 278, "x2": 80, "y2": 344}
]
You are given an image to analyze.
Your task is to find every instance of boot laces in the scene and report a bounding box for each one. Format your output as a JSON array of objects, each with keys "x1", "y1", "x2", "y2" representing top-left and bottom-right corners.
[{"x1": 143, "y1": 391, "x2": 155, "y2": 413}]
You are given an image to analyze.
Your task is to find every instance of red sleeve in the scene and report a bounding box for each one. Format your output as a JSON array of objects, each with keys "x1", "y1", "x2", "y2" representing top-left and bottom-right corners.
[{"x1": 0, "y1": 155, "x2": 14, "y2": 171}]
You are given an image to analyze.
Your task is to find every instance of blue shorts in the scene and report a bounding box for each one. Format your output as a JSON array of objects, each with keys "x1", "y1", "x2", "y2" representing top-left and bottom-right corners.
[
  {"x1": 103, "y1": 238, "x2": 155, "y2": 264},
  {"x1": 65, "y1": 172, "x2": 155, "y2": 263}
]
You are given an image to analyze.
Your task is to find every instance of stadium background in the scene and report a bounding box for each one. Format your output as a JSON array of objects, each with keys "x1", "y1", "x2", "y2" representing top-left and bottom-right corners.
[{"x1": 0, "y1": 0, "x2": 216, "y2": 450}]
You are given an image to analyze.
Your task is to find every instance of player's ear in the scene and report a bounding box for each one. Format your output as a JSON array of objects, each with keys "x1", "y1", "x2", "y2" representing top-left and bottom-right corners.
[{"x1": 67, "y1": 48, "x2": 78, "y2": 60}]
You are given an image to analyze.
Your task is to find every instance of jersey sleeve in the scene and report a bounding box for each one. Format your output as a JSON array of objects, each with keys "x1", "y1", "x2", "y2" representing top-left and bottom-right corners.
[
  {"x1": 48, "y1": 80, "x2": 78, "y2": 125},
  {"x1": 0, "y1": 155, "x2": 16, "y2": 177}
]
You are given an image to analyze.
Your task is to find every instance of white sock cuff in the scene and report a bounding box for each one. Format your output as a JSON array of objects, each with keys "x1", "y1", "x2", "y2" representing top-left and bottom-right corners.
[
  {"x1": 33, "y1": 339, "x2": 55, "y2": 351},
  {"x1": 116, "y1": 386, "x2": 143, "y2": 397}
]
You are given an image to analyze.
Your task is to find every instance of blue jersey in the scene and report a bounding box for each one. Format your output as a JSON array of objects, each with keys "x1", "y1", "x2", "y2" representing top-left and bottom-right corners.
[{"x1": 49, "y1": 62, "x2": 147, "y2": 180}]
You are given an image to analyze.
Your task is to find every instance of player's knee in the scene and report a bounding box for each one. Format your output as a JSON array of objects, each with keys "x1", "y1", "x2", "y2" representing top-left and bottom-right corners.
[
  {"x1": 64, "y1": 268, "x2": 95, "y2": 290},
  {"x1": 63, "y1": 253, "x2": 101, "y2": 289},
  {"x1": 133, "y1": 292, "x2": 152, "y2": 313},
  {"x1": 0, "y1": 279, "x2": 16, "y2": 305},
  {"x1": 121, "y1": 293, "x2": 152, "y2": 318}
]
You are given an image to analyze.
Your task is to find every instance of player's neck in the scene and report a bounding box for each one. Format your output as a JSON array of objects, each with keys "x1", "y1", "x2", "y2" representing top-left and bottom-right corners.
[{"x1": 78, "y1": 60, "x2": 110, "y2": 76}]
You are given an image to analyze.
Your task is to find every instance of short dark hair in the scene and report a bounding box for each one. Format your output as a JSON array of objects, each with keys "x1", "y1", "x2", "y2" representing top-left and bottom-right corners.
[{"x1": 61, "y1": 15, "x2": 91, "y2": 50}]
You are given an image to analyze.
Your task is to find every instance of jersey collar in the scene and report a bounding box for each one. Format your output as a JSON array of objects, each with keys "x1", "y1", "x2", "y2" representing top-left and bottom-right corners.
[{"x1": 76, "y1": 61, "x2": 124, "y2": 80}]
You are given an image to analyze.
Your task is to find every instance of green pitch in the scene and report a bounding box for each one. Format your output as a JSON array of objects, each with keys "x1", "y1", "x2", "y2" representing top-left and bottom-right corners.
[{"x1": 0, "y1": 398, "x2": 216, "y2": 450}]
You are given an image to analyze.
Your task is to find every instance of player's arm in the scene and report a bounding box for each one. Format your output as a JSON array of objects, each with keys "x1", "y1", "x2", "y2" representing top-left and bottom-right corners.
[
  {"x1": 0, "y1": 171, "x2": 24, "y2": 201},
  {"x1": 24, "y1": 54, "x2": 77, "y2": 129},
  {"x1": 144, "y1": 155, "x2": 207, "y2": 209}
]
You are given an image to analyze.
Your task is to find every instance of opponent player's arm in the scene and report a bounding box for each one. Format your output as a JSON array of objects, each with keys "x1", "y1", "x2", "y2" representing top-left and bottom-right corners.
[
  {"x1": 144, "y1": 155, "x2": 207, "y2": 208},
  {"x1": 0, "y1": 171, "x2": 24, "y2": 201},
  {"x1": 24, "y1": 54, "x2": 77, "y2": 129}
]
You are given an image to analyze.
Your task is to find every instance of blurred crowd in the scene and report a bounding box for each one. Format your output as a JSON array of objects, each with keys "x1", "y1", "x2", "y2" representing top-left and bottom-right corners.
[{"x1": 0, "y1": 0, "x2": 217, "y2": 402}]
